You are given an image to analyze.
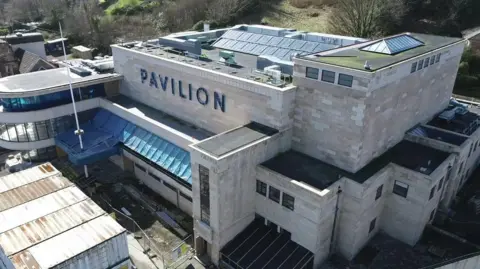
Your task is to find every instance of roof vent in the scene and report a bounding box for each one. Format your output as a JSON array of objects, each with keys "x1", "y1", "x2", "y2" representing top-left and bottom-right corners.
[
  {"x1": 15, "y1": 32, "x2": 23, "y2": 37},
  {"x1": 364, "y1": 61, "x2": 371, "y2": 70}
]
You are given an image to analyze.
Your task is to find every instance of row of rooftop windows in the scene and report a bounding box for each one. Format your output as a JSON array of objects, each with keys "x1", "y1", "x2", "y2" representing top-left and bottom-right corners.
[
  {"x1": 306, "y1": 67, "x2": 354, "y2": 88},
  {"x1": 410, "y1": 53, "x2": 441, "y2": 74},
  {"x1": 256, "y1": 180, "x2": 295, "y2": 211}
]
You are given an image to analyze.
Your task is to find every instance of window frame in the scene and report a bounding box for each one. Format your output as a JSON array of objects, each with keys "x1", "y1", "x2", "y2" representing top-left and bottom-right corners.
[
  {"x1": 256, "y1": 180, "x2": 267, "y2": 196},
  {"x1": 163, "y1": 180, "x2": 177, "y2": 192},
  {"x1": 338, "y1": 73, "x2": 353, "y2": 87},
  {"x1": 429, "y1": 186, "x2": 435, "y2": 200},
  {"x1": 199, "y1": 165, "x2": 210, "y2": 225},
  {"x1": 134, "y1": 163, "x2": 146, "y2": 172},
  {"x1": 436, "y1": 53, "x2": 441, "y2": 63},
  {"x1": 393, "y1": 180, "x2": 409, "y2": 198},
  {"x1": 268, "y1": 186, "x2": 281, "y2": 203},
  {"x1": 418, "y1": 59, "x2": 424, "y2": 70},
  {"x1": 149, "y1": 172, "x2": 162, "y2": 182},
  {"x1": 438, "y1": 178, "x2": 444, "y2": 191},
  {"x1": 306, "y1": 67, "x2": 319, "y2": 80},
  {"x1": 282, "y1": 192, "x2": 295, "y2": 211},
  {"x1": 321, "y1": 70, "x2": 335, "y2": 83},
  {"x1": 180, "y1": 192, "x2": 193, "y2": 202},
  {"x1": 424, "y1": 57, "x2": 430, "y2": 68},
  {"x1": 430, "y1": 209, "x2": 436, "y2": 222},
  {"x1": 430, "y1": 56, "x2": 435, "y2": 65},
  {"x1": 369, "y1": 218, "x2": 377, "y2": 234},
  {"x1": 410, "y1": 62, "x2": 417, "y2": 73},
  {"x1": 375, "y1": 184, "x2": 383, "y2": 201}
]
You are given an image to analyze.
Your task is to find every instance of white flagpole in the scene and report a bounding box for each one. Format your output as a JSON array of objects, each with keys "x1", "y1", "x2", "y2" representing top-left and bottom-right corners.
[{"x1": 59, "y1": 22, "x2": 89, "y2": 178}]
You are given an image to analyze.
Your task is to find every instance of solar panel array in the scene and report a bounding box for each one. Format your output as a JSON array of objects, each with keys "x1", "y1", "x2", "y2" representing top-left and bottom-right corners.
[
  {"x1": 361, "y1": 35, "x2": 424, "y2": 55},
  {"x1": 213, "y1": 30, "x2": 338, "y2": 61}
]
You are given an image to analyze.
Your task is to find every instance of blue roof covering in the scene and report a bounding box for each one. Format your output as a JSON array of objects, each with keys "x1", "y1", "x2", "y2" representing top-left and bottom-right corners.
[{"x1": 55, "y1": 109, "x2": 192, "y2": 184}]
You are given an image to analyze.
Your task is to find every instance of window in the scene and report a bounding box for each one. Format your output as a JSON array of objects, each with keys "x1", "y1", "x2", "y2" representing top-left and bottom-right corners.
[
  {"x1": 134, "y1": 163, "x2": 146, "y2": 172},
  {"x1": 321, "y1": 70, "x2": 335, "y2": 83},
  {"x1": 369, "y1": 218, "x2": 376, "y2": 234},
  {"x1": 436, "y1": 53, "x2": 441, "y2": 63},
  {"x1": 430, "y1": 56, "x2": 435, "y2": 65},
  {"x1": 393, "y1": 181, "x2": 409, "y2": 198},
  {"x1": 424, "y1": 57, "x2": 430, "y2": 68},
  {"x1": 430, "y1": 209, "x2": 435, "y2": 221},
  {"x1": 375, "y1": 184, "x2": 383, "y2": 200},
  {"x1": 282, "y1": 193, "x2": 295, "y2": 210},
  {"x1": 199, "y1": 165, "x2": 210, "y2": 225},
  {"x1": 459, "y1": 162, "x2": 464, "y2": 175},
  {"x1": 429, "y1": 186, "x2": 435, "y2": 200},
  {"x1": 475, "y1": 141, "x2": 478, "y2": 152},
  {"x1": 418, "y1": 59, "x2": 424, "y2": 70},
  {"x1": 410, "y1": 62, "x2": 417, "y2": 73},
  {"x1": 438, "y1": 178, "x2": 444, "y2": 191},
  {"x1": 180, "y1": 192, "x2": 193, "y2": 202},
  {"x1": 149, "y1": 173, "x2": 161, "y2": 182},
  {"x1": 256, "y1": 180, "x2": 267, "y2": 196},
  {"x1": 269, "y1": 186, "x2": 280, "y2": 203},
  {"x1": 163, "y1": 181, "x2": 177, "y2": 192},
  {"x1": 469, "y1": 144, "x2": 473, "y2": 157},
  {"x1": 338, "y1": 74, "x2": 353, "y2": 87},
  {"x1": 306, "y1": 67, "x2": 319, "y2": 79}
]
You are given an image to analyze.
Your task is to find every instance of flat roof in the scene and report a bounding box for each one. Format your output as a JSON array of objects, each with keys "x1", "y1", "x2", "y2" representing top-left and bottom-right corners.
[
  {"x1": 408, "y1": 125, "x2": 468, "y2": 146},
  {"x1": 262, "y1": 140, "x2": 450, "y2": 189},
  {"x1": 3, "y1": 32, "x2": 44, "y2": 45},
  {"x1": 301, "y1": 33, "x2": 463, "y2": 71},
  {"x1": 0, "y1": 163, "x2": 126, "y2": 268},
  {"x1": 0, "y1": 67, "x2": 122, "y2": 97},
  {"x1": 194, "y1": 122, "x2": 278, "y2": 158},
  {"x1": 109, "y1": 95, "x2": 214, "y2": 141},
  {"x1": 427, "y1": 107, "x2": 480, "y2": 136}
]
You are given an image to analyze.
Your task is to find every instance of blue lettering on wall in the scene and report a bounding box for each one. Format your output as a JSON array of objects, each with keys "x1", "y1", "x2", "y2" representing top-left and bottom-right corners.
[
  {"x1": 197, "y1": 87, "x2": 209, "y2": 105},
  {"x1": 214, "y1": 92, "x2": 226, "y2": 112},
  {"x1": 159, "y1": 75, "x2": 168, "y2": 91},
  {"x1": 140, "y1": 69, "x2": 225, "y2": 112}
]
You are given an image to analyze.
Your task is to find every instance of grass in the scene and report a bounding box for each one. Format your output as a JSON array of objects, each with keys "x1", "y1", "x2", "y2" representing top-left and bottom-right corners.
[{"x1": 259, "y1": 0, "x2": 332, "y2": 33}]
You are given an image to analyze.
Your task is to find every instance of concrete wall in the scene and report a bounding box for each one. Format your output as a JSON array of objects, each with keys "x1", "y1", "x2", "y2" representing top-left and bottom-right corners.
[
  {"x1": 256, "y1": 166, "x2": 340, "y2": 266},
  {"x1": 11, "y1": 42, "x2": 46, "y2": 59},
  {"x1": 291, "y1": 42, "x2": 465, "y2": 173},
  {"x1": 429, "y1": 253, "x2": 480, "y2": 269},
  {"x1": 190, "y1": 129, "x2": 292, "y2": 264},
  {"x1": 111, "y1": 45, "x2": 296, "y2": 134}
]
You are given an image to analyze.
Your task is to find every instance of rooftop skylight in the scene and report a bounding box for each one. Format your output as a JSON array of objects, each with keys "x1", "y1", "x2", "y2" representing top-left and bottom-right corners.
[{"x1": 360, "y1": 34, "x2": 424, "y2": 55}]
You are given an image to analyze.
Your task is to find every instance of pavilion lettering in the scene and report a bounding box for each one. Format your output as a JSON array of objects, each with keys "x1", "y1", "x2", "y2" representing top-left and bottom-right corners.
[{"x1": 140, "y1": 68, "x2": 226, "y2": 113}]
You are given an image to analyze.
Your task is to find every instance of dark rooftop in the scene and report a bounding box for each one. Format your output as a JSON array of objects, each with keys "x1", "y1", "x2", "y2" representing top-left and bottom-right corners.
[
  {"x1": 262, "y1": 140, "x2": 450, "y2": 189},
  {"x1": 301, "y1": 33, "x2": 463, "y2": 71},
  {"x1": 3, "y1": 33, "x2": 44, "y2": 45},
  {"x1": 194, "y1": 122, "x2": 278, "y2": 157},
  {"x1": 428, "y1": 108, "x2": 480, "y2": 136},
  {"x1": 14, "y1": 48, "x2": 55, "y2": 74},
  {"x1": 408, "y1": 125, "x2": 468, "y2": 146}
]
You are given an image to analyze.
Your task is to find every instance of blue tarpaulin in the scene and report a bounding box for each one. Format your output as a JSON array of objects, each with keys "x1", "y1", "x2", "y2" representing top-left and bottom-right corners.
[{"x1": 55, "y1": 109, "x2": 192, "y2": 185}]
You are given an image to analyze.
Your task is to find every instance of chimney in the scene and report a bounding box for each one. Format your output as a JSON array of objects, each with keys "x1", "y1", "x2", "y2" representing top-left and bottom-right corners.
[{"x1": 204, "y1": 23, "x2": 210, "y2": 32}]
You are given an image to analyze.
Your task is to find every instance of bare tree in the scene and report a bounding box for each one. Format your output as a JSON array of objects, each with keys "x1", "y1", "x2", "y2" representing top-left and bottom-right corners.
[
  {"x1": 328, "y1": 0, "x2": 406, "y2": 38},
  {"x1": 206, "y1": 0, "x2": 255, "y2": 24}
]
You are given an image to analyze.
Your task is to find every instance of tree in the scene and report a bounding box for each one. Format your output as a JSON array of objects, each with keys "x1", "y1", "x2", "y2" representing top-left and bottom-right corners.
[{"x1": 328, "y1": 0, "x2": 407, "y2": 38}]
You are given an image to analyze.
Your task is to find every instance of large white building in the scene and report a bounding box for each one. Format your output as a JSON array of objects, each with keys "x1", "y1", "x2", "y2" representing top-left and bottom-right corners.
[{"x1": 0, "y1": 24, "x2": 476, "y2": 268}]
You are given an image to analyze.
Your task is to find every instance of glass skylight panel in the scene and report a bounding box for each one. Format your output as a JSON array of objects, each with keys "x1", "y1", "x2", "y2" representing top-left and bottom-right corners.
[
  {"x1": 251, "y1": 44, "x2": 268, "y2": 55},
  {"x1": 242, "y1": 43, "x2": 257, "y2": 53},
  {"x1": 273, "y1": 48, "x2": 290, "y2": 59},
  {"x1": 361, "y1": 35, "x2": 424, "y2": 55},
  {"x1": 262, "y1": 47, "x2": 278, "y2": 55},
  {"x1": 214, "y1": 38, "x2": 228, "y2": 48},
  {"x1": 278, "y1": 38, "x2": 295, "y2": 48},
  {"x1": 232, "y1": 41, "x2": 248, "y2": 50},
  {"x1": 257, "y1": 35, "x2": 273, "y2": 45},
  {"x1": 301, "y1": 41, "x2": 318, "y2": 52},
  {"x1": 223, "y1": 30, "x2": 243, "y2": 40},
  {"x1": 267, "y1": 37, "x2": 283, "y2": 46},
  {"x1": 223, "y1": 40, "x2": 238, "y2": 49},
  {"x1": 237, "y1": 32, "x2": 253, "y2": 42},
  {"x1": 248, "y1": 33, "x2": 262, "y2": 43},
  {"x1": 292, "y1": 40, "x2": 307, "y2": 50}
]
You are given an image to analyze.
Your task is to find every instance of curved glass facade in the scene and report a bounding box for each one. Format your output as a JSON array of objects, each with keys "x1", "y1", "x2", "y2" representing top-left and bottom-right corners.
[
  {"x1": 0, "y1": 84, "x2": 105, "y2": 112},
  {"x1": 22, "y1": 146, "x2": 58, "y2": 162},
  {"x1": 0, "y1": 109, "x2": 98, "y2": 142}
]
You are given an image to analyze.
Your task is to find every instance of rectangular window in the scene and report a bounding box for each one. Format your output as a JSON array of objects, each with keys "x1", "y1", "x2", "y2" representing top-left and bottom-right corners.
[
  {"x1": 199, "y1": 165, "x2": 210, "y2": 225},
  {"x1": 475, "y1": 141, "x2": 478, "y2": 152},
  {"x1": 430, "y1": 56, "x2": 435, "y2": 65},
  {"x1": 438, "y1": 178, "x2": 444, "y2": 191},
  {"x1": 256, "y1": 180, "x2": 267, "y2": 196},
  {"x1": 459, "y1": 162, "x2": 464, "y2": 175},
  {"x1": 268, "y1": 186, "x2": 280, "y2": 203},
  {"x1": 149, "y1": 173, "x2": 161, "y2": 182},
  {"x1": 436, "y1": 53, "x2": 441, "y2": 63},
  {"x1": 134, "y1": 163, "x2": 146, "y2": 172},
  {"x1": 469, "y1": 144, "x2": 473, "y2": 157},
  {"x1": 375, "y1": 184, "x2": 383, "y2": 200},
  {"x1": 424, "y1": 57, "x2": 430, "y2": 68},
  {"x1": 430, "y1": 209, "x2": 435, "y2": 221},
  {"x1": 393, "y1": 181, "x2": 409, "y2": 198},
  {"x1": 369, "y1": 218, "x2": 376, "y2": 234},
  {"x1": 418, "y1": 59, "x2": 424, "y2": 70},
  {"x1": 410, "y1": 62, "x2": 417, "y2": 73},
  {"x1": 429, "y1": 186, "x2": 435, "y2": 200},
  {"x1": 163, "y1": 181, "x2": 177, "y2": 192},
  {"x1": 282, "y1": 193, "x2": 295, "y2": 211},
  {"x1": 306, "y1": 67, "x2": 319, "y2": 79},
  {"x1": 321, "y1": 70, "x2": 335, "y2": 83},
  {"x1": 338, "y1": 74, "x2": 353, "y2": 87},
  {"x1": 180, "y1": 192, "x2": 193, "y2": 202}
]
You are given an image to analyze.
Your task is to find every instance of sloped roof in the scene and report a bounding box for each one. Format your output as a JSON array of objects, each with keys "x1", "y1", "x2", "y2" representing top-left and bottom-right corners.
[{"x1": 14, "y1": 48, "x2": 55, "y2": 74}]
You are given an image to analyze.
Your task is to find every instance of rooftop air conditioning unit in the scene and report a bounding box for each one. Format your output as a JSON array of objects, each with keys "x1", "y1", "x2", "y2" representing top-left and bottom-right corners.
[{"x1": 219, "y1": 50, "x2": 237, "y2": 65}]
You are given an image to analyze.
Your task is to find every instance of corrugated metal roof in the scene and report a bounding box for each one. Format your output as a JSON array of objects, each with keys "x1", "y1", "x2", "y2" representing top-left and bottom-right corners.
[
  {"x1": 0, "y1": 164, "x2": 127, "y2": 269},
  {"x1": 11, "y1": 216, "x2": 125, "y2": 269},
  {"x1": 0, "y1": 163, "x2": 60, "y2": 194}
]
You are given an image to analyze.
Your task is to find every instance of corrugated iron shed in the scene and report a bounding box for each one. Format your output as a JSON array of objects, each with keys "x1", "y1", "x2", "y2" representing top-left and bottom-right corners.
[{"x1": 0, "y1": 163, "x2": 128, "y2": 269}]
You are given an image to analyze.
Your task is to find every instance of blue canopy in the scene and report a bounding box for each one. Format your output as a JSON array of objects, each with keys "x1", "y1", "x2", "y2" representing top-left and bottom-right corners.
[{"x1": 55, "y1": 109, "x2": 192, "y2": 184}]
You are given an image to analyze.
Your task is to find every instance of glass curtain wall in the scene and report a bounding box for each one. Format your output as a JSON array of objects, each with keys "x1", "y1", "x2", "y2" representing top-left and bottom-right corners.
[{"x1": 0, "y1": 84, "x2": 105, "y2": 112}]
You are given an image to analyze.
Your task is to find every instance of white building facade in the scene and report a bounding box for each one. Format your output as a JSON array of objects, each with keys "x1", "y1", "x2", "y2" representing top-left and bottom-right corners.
[{"x1": 0, "y1": 25, "x2": 475, "y2": 269}]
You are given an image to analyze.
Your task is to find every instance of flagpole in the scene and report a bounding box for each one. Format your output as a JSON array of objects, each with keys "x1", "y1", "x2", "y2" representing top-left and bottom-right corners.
[{"x1": 59, "y1": 22, "x2": 89, "y2": 178}]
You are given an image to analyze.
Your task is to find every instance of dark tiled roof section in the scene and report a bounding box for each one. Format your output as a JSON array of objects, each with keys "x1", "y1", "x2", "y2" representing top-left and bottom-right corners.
[
  {"x1": 5, "y1": 34, "x2": 44, "y2": 45},
  {"x1": 14, "y1": 48, "x2": 55, "y2": 74}
]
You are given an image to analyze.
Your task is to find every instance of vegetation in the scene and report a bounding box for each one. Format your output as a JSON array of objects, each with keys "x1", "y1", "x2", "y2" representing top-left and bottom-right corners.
[{"x1": 454, "y1": 48, "x2": 480, "y2": 98}]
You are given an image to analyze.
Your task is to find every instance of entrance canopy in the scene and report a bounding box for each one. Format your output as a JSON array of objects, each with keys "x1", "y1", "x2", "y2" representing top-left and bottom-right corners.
[{"x1": 55, "y1": 109, "x2": 192, "y2": 184}]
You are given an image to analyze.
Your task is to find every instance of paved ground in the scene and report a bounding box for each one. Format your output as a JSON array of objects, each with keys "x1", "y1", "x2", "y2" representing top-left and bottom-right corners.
[{"x1": 128, "y1": 234, "x2": 160, "y2": 269}]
